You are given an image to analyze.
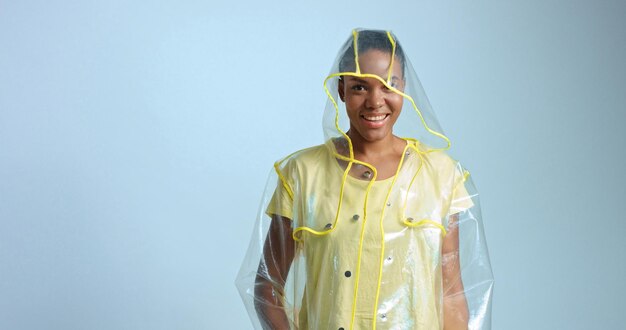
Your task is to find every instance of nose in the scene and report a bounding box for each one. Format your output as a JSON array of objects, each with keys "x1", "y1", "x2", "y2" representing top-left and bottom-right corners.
[{"x1": 365, "y1": 88, "x2": 384, "y2": 109}]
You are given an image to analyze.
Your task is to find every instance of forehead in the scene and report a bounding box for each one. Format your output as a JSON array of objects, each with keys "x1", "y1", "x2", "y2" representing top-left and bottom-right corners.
[{"x1": 355, "y1": 49, "x2": 403, "y2": 80}]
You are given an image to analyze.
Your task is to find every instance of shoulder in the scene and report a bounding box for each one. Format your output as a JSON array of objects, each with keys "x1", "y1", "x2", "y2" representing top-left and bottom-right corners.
[
  {"x1": 274, "y1": 144, "x2": 330, "y2": 176},
  {"x1": 279, "y1": 144, "x2": 328, "y2": 166},
  {"x1": 291, "y1": 144, "x2": 328, "y2": 162},
  {"x1": 408, "y1": 140, "x2": 457, "y2": 166},
  {"x1": 408, "y1": 140, "x2": 463, "y2": 179}
]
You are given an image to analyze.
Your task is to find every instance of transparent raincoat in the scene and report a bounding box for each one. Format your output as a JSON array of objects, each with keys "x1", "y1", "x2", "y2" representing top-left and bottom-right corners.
[{"x1": 236, "y1": 29, "x2": 493, "y2": 330}]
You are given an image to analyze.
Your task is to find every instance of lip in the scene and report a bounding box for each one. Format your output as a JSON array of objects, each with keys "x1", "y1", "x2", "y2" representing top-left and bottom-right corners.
[{"x1": 360, "y1": 113, "x2": 390, "y2": 128}]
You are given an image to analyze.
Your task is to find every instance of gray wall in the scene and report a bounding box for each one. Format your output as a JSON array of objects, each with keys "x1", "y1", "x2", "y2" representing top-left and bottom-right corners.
[{"x1": 1, "y1": 0, "x2": 624, "y2": 329}]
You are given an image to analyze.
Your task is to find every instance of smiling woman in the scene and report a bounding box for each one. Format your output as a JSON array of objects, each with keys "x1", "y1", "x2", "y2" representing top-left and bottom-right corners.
[
  {"x1": 236, "y1": 29, "x2": 494, "y2": 330},
  {"x1": 338, "y1": 49, "x2": 406, "y2": 181},
  {"x1": 340, "y1": 49, "x2": 404, "y2": 145}
]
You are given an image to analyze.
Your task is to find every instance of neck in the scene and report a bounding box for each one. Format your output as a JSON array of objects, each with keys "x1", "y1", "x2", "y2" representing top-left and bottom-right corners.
[{"x1": 347, "y1": 131, "x2": 400, "y2": 159}]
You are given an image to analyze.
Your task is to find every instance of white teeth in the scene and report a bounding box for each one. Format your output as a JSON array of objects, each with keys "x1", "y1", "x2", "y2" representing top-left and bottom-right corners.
[{"x1": 363, "y1": 114, "x2": 387, "y2": 121}]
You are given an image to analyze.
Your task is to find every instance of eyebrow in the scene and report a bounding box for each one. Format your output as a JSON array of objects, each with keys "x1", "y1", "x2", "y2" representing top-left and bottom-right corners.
[
  {"x1": 347, "y1": 77, "x2": 369, "y2": 84},
  {"x1": 348, "y1": 76, "x2": 402, "y2": 84}
]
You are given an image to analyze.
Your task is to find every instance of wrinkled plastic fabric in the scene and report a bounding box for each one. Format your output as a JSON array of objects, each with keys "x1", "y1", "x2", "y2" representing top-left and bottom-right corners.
[{"x1": 236, "y1": 29, "x2": 493, "y2": 330}]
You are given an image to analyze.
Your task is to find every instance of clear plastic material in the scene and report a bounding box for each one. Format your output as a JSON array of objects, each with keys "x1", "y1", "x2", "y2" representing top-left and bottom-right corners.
[{"x1": 236, "y1": 29, "x2": 493, "y2": 330}]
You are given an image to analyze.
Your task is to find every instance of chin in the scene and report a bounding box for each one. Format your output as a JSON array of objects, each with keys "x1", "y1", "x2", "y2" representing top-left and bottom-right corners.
[
  {"x1": 348, "y1": 126, "x2": 393, "y2": 143},
  {"x1": 363, "y1": 132, "x2": 392, "y2": 143}
]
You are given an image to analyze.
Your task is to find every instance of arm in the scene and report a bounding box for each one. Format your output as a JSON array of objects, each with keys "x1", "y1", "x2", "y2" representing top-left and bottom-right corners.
[
  {"x1": 254, "y1": 215, "x2": 297, "y2": 330},
  {"x1": 442, "y1": 213, "x2": 469, "y2": 330}
]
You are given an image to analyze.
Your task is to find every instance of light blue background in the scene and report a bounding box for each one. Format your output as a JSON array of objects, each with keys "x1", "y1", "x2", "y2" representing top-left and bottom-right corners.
[{"x1": 1, "y1": 0, "x2": 624, "y2": 329}]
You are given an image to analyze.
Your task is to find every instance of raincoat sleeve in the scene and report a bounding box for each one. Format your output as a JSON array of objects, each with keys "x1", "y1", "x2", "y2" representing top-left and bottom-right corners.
[
  {"x1": 236, "y1": 161, "x2": 301, "y2": 330},
  {"x1": 448, "y1": 164, "x2": 474, "y2": 216},
  {"x1": 442, "y1": 161, "x2": 494, "y2": 330}
]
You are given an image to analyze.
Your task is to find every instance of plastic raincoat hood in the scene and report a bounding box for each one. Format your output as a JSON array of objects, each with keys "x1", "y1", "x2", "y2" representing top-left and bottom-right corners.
[{"x1": 236, "y1": 29, "x2": 494, "y2": 330}]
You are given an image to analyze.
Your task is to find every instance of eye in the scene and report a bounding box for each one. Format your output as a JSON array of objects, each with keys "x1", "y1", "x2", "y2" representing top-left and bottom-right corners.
[
  {"x1": 383, "y1": 82, "x2": 397, "y2": 93},
  {"x1": 389, "y1": 77, "x2": 403, "y2": 90},
  {"x1": 351, "y1": 84, "x2": 366, "y2": 92},
  {"x1": 388, "y1": 80, "x2": 399, "y2": 89}
]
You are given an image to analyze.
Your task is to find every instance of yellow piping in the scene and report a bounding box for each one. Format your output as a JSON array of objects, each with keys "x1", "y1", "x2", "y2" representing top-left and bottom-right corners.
[
  {"x1": 352, "y1": 29, "x2": 361, "y2": 74},
  {"x1": 386, "y1": 31, "x2": 396, "y2": 84},
  {"x1": 291, "y1": 160, "x2": 353, "y2": 242},
  {"x1": 272, "y1": 150, "x2": 303, "y2": 200},
  {"x1": 284, "y1": 31, "x2": 453, "y2": 327},
  {"x1": 349, "y1": 165, "x2": 377, "y2": 330},
  {"x1": 323, "y1": 78, "x2": 353, "y2": 159},
  {"x1": 370, "y1": 142, "x2": 408, "y2": 329},
  {"x1": 316, "y1": 30, "x2": 453, "y2": 329},
  {"x1": 323, "y1": 72, "x2": 451, "y2": 153},
  {"x1": 403, "y1": 219, "x2": 448, "y2": 234},
  {"x1": 401, "y1": 142, "x2": 423, "y2": 217}
]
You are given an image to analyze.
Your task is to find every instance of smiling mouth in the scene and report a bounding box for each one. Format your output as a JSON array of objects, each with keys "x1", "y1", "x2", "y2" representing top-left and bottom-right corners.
[{"x1": 362, "y1": 114, "x2": 389, "y2": 122}]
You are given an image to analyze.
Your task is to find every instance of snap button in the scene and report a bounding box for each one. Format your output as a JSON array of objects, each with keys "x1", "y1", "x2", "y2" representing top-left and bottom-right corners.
[
  {"x1": 325, "y1": 223, "x2": 333, "y2": 229},
  {"x1": 344, "y1": 270, "x2": 352, "y2": 277},
  {"x1": 352, "y1": 214, "x2": 360, "y2": 221}
]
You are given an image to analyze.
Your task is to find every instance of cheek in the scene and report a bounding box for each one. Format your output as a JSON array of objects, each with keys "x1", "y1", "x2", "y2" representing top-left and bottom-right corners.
[
  {"x1": 345, "y1": 96, "x2": 364, "y2": 112},
  {"x1": 386, "y1": 95, "x2": 404, "y2": 111}
]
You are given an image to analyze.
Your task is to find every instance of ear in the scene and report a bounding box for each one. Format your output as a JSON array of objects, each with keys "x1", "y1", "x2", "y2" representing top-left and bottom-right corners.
[{"x1": 338, "y1": 78, "x2": 345, "y2": 102}]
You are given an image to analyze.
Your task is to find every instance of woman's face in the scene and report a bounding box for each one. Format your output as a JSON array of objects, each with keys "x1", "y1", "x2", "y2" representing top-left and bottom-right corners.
[{"x1": 339, "y1": 49, "x2": 405, "y2": 144}]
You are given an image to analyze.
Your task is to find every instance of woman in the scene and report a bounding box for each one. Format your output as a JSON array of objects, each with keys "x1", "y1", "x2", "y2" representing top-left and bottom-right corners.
[{"x1": 236, "y1": 29, "x2": 493, "y2": 330}]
